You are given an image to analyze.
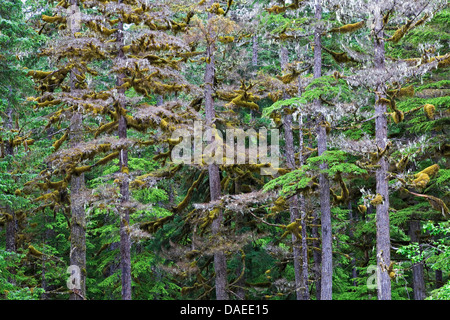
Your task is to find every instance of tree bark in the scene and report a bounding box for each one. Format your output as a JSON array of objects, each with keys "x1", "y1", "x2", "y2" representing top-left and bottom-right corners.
[
  {"x1": 435, "y1": 270, "x2": 443, "y2": 289},
  {"x1": 69, "y1": 112, "x2": 86, "y2": 300},
  {"x1": 116, "y1": 1, "x2": 132, "y2": 300},
  {"x1": 373, "y1": 1, "x2": 391, "y2": 301},
  {"x1": 205, "y1": 1, "x2": 228, "y2": 300},
  {"x1": 409, "y1": 220, "x2": 426, "y2": 300},
  {"x1": 280, "y1": 45, "x2": 307, "y2": 300},
  {"x1": 312, "y1": 208, "x2": 321, "y2": 299},
  {"x1": 252, "y1": 35, "x2": 258, "y2": 67},
  {"x1": 313, "y1": 0, "x2": 332, "y2": 301},
  {"x1": 68, "y1": 0, "x2": 86, "y2": 300},
  {"x1": 298, "y1": 116, "x2": 309, "y2": 300},
  {"x1": 348, "y1": 201, "x2": 358, "y2": 287},
  {"x1": 4, "y1": 107, "x2": 16, "y2": 254},
  {"x1": 317, "y1": 117, "x2": 332, "y2": 300}
]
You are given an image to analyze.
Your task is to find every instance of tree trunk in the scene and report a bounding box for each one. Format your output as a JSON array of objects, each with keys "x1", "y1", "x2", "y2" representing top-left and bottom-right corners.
[
  {"x1": 4, "y1": 107, "x2": 16, "y2": 254},
  {"x1": 116, "y1": 1, "x2": 132, "y2": 300},
  {"x1": 435, "y1": 270, "x2": 443, "y2": 289},
  {"x1": 317, "y1": 117, "x2": 332, "y2": 300},
  {"x1": 373, "y1": 1, "x2": 391, "y2": 301},
  {"x1": 280, "y1": 45, "x2": 306, "y2": 300},
  {"x1": 313, "y1": 0, "x2": 332, "y2": 301},
  {"x1": 282, "y1": 113, "x2": 304, "y2": 300},
  {"x1": 409, "y1": 220, "x2": 426, "y2": 300},
  {"x1": 205, "y1": 1, "x2": 228, "y2": 300},
  {"x1": 252, "y1": 35, "x2": 258, "y2": 67},
  {"x1": 348, "y1": 201, "x2": 358, "y2": 287},
  {"x1": 298, "y1": 116, "x2": 309, "y2": 300},
  {"x1": 69, "y1": 113, "x2": 86, "y2": 300},
  {"x1": 68, "y1": 0, "x2": 86, "y2": 300},
  {"x1": 312, "y1": 208, "x2": 321, "y2": 299}
]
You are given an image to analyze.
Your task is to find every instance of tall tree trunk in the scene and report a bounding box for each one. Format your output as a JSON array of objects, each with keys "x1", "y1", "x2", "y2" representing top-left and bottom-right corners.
[
  {"x1": 116, "y1": 1, "x2": 132, "y2": 300},
  {"x1": 348, "y1": 201, "x2": 358, "y2": 287},
  {"x1": 280, "y1": 45, "x2": 306, "y2": 300},
  {"x1": 252, "y1": 35, "x2": 258, "y2": 67},
  {"x1": 373, "y1": 1, "x2": 391, "y2": 300},
  {"x1": 409, "y1": 220, "x2": 426, "y2": 300},
  {"x1": 296, "y1": 48, "x2": 309, "y2": 299},
  {"x1": 312, "y1": 209, "x2": 321, "y2": 299},
  {"x1": 4, "y1": 107, "x2": 16, "y2": 254},
  {"x1": 67, "y1": 0, "x2": 86, "y2": 300},
  {"x1": 4, "y1": 106, "x2": 17, "y2": 286},
  {"x1": 205, "y1": 2, "x2": 228, "y2": 300},
  {"x1": 297, "y1": 76, "x2": 309, "y2": 301},
  {"x1": 435, "y1": 270, "x2": 443, "y2": 289},
  {"x1": 314, "y1": 0, "x2": 332, "y2": 301}
]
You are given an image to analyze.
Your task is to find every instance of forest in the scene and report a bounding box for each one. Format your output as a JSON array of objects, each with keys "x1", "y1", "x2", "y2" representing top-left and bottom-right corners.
[{"x1": 0, "y1": 0, "x2": 449, "y2": 301}]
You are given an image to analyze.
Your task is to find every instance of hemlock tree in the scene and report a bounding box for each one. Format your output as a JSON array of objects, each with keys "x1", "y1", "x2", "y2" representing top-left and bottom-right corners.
[
  {"x1": 26, "y1": 0, "x2": 194, "y2": 300},
  {"x1": 1, "y1": 0, "x2": 449, "y2": 302},
  {"x1": 323, "y1": 0, "x2": 447, "y2": 300}
]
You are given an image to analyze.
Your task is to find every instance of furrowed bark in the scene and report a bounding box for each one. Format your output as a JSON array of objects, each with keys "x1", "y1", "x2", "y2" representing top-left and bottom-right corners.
[
  {"x1": 280, "y1": 45, "x2": 306, "y2": 300},
  {"x1": 117, "y1": 1, "x2": 132, "y2": 300},
  {"x1": 409, "y1": 220, "x2": 426, "y2": 300},
  {"x1": 373, "y1": 1, "x2": 391, "y2": 301},
  {"x1": 252, "y1": 35, "x2": 258, "y2": 67},
  {"x1": 4, "y1": 107, "x2": 16, "y2": 255},
  {"x1": 68, "y1": 0, "x2": 86, "y2": 300},
  {"x1": 298, "y1": 115, "x2": 309, "y2": 300},
  {"x1": 314, "y1": 0, "x2": 332, "y2": 301},
  {"x1": 205, "y1": 1, "x2": 228, "y2": 300}
]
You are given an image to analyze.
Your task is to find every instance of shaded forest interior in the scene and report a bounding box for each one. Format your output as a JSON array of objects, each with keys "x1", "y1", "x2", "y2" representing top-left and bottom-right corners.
[{"x1": 0, "y1": 0, "x2": 449, "y2": 300}]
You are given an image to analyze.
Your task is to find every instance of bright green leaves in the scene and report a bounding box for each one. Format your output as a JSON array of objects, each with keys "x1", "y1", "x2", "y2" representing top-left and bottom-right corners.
[
  {"x1": 306, "y1": 150, "x2": 367, "y2": 176},
  {"x1": 262, "y1": 97, "x2": 306, "y2": 119},
  {"x1": 263, "y1": 150, "x2": 366, "y2": 199},
  {"x1": 302, "y1": 75, "x2": 352, "y2": 103},
  {"x1": 263, "y1": 167, "x2": 313, "y2": 198}
]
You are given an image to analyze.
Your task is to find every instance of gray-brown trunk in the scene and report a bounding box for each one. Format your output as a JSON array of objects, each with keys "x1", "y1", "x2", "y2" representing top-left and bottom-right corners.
[
  {"x1": 205, "y1": 3, "x2": 228, "y2": 299},
  {"x1": 4, "y1": 107, "x2": 16, "y2": 254},
  {"x1": 69, "y1": 113, "x2": 87, "y2": 300},
  {"x1": 280, "y1": 46, "x2": 307, "y2": 299},
  {"x1": 4, "y1": 109, "x2": 16, "y2": 254},
  {"x1": 312, "y1": 208, "x2": 321, "y2": 299},
  {"x1": 252, "y1": 35, "x2": 258, "y2": 67},
  {"x1": 116, "y1": 3, "x2": 132, "y2": 300},
  {"x1": 317, "y1": 116, "x2": 332, "y2": 300},
  {"x1": 373, "y1": 1, "x2": 391, "y2": 301},
  {"x1": 409, "y1": 220, "x2": 426, "y2": 300},
  {"x1": 68, "y1": 0, "x2": 86, "y2": 300},
  {"x1": 314, "y1": 0, "x2": 332, "y2": 301},
  {"x1": 298, "y1": 116, "x2": 309, "y2": 300}
]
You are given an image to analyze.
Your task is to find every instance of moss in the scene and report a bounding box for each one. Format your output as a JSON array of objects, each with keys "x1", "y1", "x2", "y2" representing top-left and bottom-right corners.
[
  {"x1": 28, "y1": 245, "x2": 43, "y2": 257},
  {"x1": 265, "y1": 5, "x2": 287, "y2": 14},
  {"x1": 72, "y1": 165, "x2": 92, "y2": 176},
  {"x1": 329, "y1": 21, "x2": 365, "y2": 34},
  {"x1": 52, "y1": 130, "x2": 69, "y2": 151},
  {"x1": 370, "y1": 194, "x2": 383, "y2": 206},
  {"x1": 218, "y1": 36, "x2": 234, "y2": 43},
  {"x1": 323, "y1": 47, "x2": 356, "y2": 63},
  {"x1": 418, "y1": 164, "x2": 440, "y2": 177},
  {"x1": 94, "y1": 151, "x2": 119, "y2": 167},
  {"x1": 390, "y1": 110, "x2": 405, "y2": 123},
  {"x1": 95, "y1": 121, "x2": 118, "y2": 138},
  {"x1": 413, "y1": 172, "x2": 430, "y2": 188},
  {"x1": 423, "y1": 104, "x2": 436, "y2": 119},
  {"x1": 395, "y1": 155, "x2": 409, "y2": 172},
  {"x1": 173, "y1": 171, "x2": 205, "y2": 213},
  {"x1": 358, "y1": 204, "x2": 367, "y2": 214},
  {"x1": 331, "y1": 172, "x2": 349, "y2": 204}
]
